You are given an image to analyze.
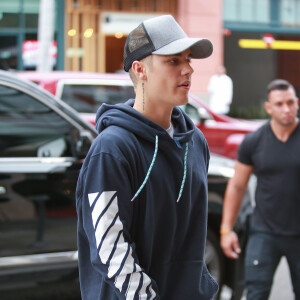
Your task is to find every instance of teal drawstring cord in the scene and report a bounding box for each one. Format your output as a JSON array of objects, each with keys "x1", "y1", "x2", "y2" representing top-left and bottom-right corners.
[
  {"x1": 131, "y1": 136, "x2": 188, "y2": 203},
  {"x1": 177, "y1": 142, "x2": 189, "y2": 202},
  {"x1": 131, "y1": 135, "x2": 158, "y2": 202}
]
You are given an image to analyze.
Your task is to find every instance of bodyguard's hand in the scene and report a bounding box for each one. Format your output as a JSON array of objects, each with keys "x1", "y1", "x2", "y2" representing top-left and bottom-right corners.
[{"x1": 220, "y1": 231, "x2": 241, "y2": 259}]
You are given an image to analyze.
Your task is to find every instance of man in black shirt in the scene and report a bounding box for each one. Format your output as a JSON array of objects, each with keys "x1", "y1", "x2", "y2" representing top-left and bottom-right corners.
[{"x1": 220, "y1": 79, "x2": 300, "y2": 300}]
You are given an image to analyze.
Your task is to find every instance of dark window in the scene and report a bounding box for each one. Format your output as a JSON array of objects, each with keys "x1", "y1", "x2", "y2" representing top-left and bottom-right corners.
[
  {"x1": 0, "y1": 85, "x2": 75, "y2": 157},
  {"x1": 0, "y1": 36, "x2": 18, "y2": 70},
  {"x1": 0, "y1": 13, "x2": 19, "y2": 28},
  {"x1": 61, "y1": 84, "x2": 135, "y2": 113}
]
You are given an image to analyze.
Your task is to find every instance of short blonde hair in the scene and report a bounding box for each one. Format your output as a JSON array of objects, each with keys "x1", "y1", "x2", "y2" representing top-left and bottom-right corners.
[{"x1": 128, "y1": 55, "x2": 153, "y2": 88}]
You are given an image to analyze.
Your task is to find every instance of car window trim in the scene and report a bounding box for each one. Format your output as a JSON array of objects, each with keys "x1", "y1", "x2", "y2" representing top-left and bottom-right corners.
[
  {"x1": 55, "y1": 78, "x2": 134, "y2": 99},
  {"x1": 0, "y1": 157, "x2": 76, "y2": 173},
  {"x1": 0, "y1": 251, "x2": 78, "y2": 272},
  {"x1": 0, "y1": 80, "x2": 91, "y2": 135}
]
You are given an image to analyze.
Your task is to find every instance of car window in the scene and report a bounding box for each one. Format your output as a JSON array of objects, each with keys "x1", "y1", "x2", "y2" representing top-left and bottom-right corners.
[
  {"x1": 180, "y1": 103, "x2": 201, "y2": 123},
  {"x1": 0, "y1": 85, "x2": 75, "y2": 157},
  {"x1": 60, "y1": 84, "x2": 135, "y2": 113}
]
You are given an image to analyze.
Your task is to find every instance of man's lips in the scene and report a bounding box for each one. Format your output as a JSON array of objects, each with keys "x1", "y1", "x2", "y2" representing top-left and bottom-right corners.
[
  {"x1": 283, "y1": 114, "x2": 293, "y2": 121},
  {"x1": 178, "y1": 81, "x2": 191, "y2": 89}
]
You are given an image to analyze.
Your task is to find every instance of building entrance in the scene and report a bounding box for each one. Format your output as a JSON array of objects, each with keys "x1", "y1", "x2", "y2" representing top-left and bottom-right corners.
[{"x1": 105, "y1": 35, "x2": 127, "y2": 73}]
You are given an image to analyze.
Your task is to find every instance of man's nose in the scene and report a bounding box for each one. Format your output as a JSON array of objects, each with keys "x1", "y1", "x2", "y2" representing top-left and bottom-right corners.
[
  {"x1": 182, "y1": 63, "x2": 194, "y2": 76},
  {"x1": 283, "y1": 103, "x2": 291, "y2": 112}
]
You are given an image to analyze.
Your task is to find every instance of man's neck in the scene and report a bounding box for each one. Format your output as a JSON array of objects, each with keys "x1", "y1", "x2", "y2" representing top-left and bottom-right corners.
[
  {"x1": 270, "y1": 118, "x2": 299, "y2": 142},
  {"x1": 133, "y1": 95, "x2": 172, "y2": 130}
]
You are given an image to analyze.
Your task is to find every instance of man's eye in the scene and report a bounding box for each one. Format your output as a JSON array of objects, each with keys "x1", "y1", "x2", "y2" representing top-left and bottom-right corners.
[{"x1": 170, "y1": 59, "x2": 178, "y2": 64}]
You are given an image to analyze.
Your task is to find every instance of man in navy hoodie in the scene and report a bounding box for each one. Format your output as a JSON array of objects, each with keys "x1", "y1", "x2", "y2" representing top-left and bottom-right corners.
[{"x1": 76, "y1": 14, "x2": 218, "y2": 299}]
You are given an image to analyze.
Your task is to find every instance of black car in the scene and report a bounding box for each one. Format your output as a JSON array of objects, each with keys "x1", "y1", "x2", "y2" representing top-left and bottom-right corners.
[{"x1": 0, "y1": 70, "x2": 251, "y2": 299}]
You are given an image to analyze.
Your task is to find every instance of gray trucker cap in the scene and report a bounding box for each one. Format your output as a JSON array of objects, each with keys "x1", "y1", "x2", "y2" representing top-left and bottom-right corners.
[{"x1": 123, "y1": 14, "x2": 213, "y2": 72}]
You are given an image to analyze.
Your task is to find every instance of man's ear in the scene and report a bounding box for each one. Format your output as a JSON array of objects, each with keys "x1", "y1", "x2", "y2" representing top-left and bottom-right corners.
[
  {"x1": 131, "y1": 61, "x2": 147, "y2": 81},
  {"x1": 264, "y1": 101, "x2": 272, "y2": 115}
]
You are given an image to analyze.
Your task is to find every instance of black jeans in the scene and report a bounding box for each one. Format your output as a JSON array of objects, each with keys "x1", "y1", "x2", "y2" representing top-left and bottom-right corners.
[{"x1": 244, "y1": 230, "x2": 300, "y2": 300}]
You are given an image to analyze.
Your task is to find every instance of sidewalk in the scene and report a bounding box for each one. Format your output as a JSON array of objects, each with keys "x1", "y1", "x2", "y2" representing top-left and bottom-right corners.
[{"x1": 269, "y1": 257, "x2": 293, "y2": 300}]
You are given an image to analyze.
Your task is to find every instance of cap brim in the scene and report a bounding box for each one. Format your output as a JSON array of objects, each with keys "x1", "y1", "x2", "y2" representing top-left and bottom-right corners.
[{"x1": 152, "y1": 38, "x2": 213, "y2": 59}]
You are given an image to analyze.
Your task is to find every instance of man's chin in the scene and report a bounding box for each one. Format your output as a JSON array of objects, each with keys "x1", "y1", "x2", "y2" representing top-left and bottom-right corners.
[
  {"x1": 280, "y1": 118, "x2": 297, "y2": 126},
  {"x1": 178, "y1": 96, "x2": 189, "y2": 106}
]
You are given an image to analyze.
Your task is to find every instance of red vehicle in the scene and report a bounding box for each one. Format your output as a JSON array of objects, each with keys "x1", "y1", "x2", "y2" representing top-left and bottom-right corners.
[
  {"x1": 184, "y1": 95, "x2": 261, "y2": 158},
  {"x1": 18, "y1": 71, "x2": 261, "y2": 159}
]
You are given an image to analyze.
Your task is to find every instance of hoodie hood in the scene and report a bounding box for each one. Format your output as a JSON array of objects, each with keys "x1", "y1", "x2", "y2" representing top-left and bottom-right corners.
[
  {"x1": 95, "y1": 99, "x2": 195, "y2": 145},
  {"x1": 95, "y1": 99, "x2": 197, "y2": 202}
]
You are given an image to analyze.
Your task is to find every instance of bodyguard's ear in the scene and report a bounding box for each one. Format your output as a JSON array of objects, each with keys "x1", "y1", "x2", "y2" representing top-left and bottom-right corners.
[
  {"x1": 132, "y1": 60, "x2": 147, "y2": 81},
  {"x1": 264, "y1": 101, "x2": 272, "y2": 115}
]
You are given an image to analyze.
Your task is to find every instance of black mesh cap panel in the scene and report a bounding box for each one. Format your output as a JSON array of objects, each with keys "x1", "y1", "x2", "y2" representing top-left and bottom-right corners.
[{"x1": 123, "y1": 24, "x2": 155, "y2": 72}]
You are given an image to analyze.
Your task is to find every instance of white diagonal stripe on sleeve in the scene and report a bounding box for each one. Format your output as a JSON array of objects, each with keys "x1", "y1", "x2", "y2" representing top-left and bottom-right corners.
[
  {"x1": 90, "y1": 191, "x2": 153, "y2": 297},
  {"x1": 88, "y1": 192, "x2": 99, "y2": 206},
  {"x1": 98, "y1": 216, "x2": 123, "y2": 263},
  {"x1": 112, "y1": 246, "x2": 143, "y2": 292},
  {"x1": 114, "y1": 274, "x2": 126, "y2": 293},
  {"x1": 94, "y1": 211, "x2": 117, "y2": 251},
  {"x1": 126, "y1": 272, "x2": 141, "y2": 300},
  {"x1": 148, "y1": 286, "x2": 157, "y2": 300},
  {"x1": 107, "y1": 234, "x2": 133, "y2": 278},
  {"x1": 138, "y1": 274, "x2": 154, "y2": 299},
  {"x1": 91, "y1": 191, "x2": 116, "y2": 228}
]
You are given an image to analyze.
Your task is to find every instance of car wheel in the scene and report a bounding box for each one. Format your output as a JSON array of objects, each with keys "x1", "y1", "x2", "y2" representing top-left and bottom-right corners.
[{"x1": 205, "y1": 227, "x2": 224, "y2": 297}]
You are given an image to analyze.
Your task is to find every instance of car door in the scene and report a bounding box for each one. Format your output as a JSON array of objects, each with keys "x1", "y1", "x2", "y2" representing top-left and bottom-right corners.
[
  {"x1": 183, "y1": 100, "x2": 247, "y2": 157},
  {"x1": 182, "y1": 101, "x2": 231, "y2": 155},
  {"x1": 0, "y1": 79, "x2": 92, "y2": 289}
]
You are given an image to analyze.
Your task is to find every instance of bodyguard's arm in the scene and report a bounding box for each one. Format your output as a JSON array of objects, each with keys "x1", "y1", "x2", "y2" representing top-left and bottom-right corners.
[{"x1": 220, "y1": 161, "x2": 253, "y2": 259}]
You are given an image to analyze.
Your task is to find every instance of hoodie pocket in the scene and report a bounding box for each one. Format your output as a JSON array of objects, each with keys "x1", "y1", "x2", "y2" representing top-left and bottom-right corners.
[{"x1": 150, "y1": 260, "x2": 219, "y2": 300}]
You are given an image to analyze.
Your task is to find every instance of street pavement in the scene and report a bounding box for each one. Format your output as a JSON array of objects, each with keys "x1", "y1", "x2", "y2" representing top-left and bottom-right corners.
[
  {"x1": 220, "y1": 257, "x2": 294, "y2": 300},
  {"x1": 269, "y1": 257, "x2": 293, "y2": 300}
]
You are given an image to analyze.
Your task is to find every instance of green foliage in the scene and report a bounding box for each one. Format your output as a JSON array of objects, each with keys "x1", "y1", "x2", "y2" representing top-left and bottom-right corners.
[{"x1": 228, "y1": 103, "x2": 270, "y2": 119}]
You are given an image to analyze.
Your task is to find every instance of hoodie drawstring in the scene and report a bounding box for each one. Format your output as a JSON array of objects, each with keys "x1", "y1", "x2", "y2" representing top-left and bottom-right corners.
[
  {"x1": 177, "y1": 142, "x2": 188, "y2": 202},
  {"x1": 131, "y1": 135, "x2": 189, "y2": 203},
  {"x1": 131, "y1": 135, "x2": 159, "y2": 201}
]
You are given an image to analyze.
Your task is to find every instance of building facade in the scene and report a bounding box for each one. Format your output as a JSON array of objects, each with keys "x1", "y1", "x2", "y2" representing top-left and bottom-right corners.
[
  {"x1": 64, "y1": 0, "x2": 222, "y2": 96},
  {"x1": 0, "y1": 0, "x2": 221, "y2": 97},
  {"x1": 223, "y1": 0, "x2": 300, "y2": 113},
  {"x1": 0, "y1": 0, "x2": 64, "y2": 71}
]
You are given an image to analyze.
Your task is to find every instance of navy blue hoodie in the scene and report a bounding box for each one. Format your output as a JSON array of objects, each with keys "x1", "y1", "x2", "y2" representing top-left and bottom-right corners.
[{"x1": 76, "y1": 99, "x2": 218, "y2": 300}]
